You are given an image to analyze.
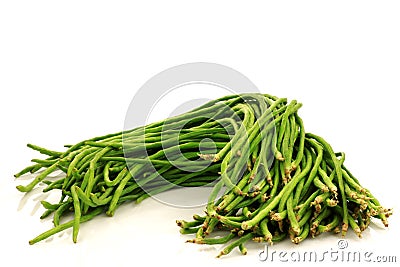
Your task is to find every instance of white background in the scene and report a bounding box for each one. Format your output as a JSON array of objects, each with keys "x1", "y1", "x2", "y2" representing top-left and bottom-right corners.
[{"x1": 1, "y1": 1, "x2": 399, "y2": 266}]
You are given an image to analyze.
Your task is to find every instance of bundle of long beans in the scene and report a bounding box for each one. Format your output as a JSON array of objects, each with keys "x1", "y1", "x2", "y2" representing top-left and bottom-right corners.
[{"x1": 15, "y1": 93, "x2": 391, "y2": 257}]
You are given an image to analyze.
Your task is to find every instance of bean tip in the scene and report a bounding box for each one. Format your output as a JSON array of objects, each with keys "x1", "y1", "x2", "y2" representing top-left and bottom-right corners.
[
  {"x1": 241, "y1": 221, "x2": 250, "y2": 230},
  {"x1": 216, "y1": 251, "x2": 225, "y2": 258},
  {"x1": 341, "y1": 223, "x2": 348, "y2": 237},
  {"x1": 16, "y1": 185, "x2": 28, "y2": 192},
  {"x1": 105, "y1": 210, "x2": 114, "y2": 217}
]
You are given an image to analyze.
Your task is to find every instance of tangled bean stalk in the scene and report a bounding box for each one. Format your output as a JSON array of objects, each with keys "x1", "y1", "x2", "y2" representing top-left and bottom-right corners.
[{"x1": 15, "y1": 93, "x2": 392, "y2": 257}]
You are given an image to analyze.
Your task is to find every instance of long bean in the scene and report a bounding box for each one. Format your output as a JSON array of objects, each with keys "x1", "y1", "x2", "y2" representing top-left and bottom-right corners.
[{"x1": 14, "y1": 93, "x2": 391, "y2": 258}]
